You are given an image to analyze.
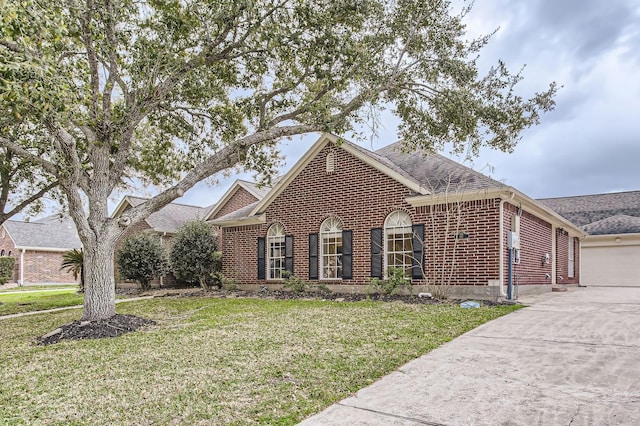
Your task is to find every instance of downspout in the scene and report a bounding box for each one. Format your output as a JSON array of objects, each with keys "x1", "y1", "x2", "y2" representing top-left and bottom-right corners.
[
  {"x1": 551, "y1": 225, "x2": 557, "y2": 285},
  {"x1": 498, "y1": 191, "x2": 515, "y2": 298},
  {"x1": 19, "y1": 248, "x2": 25, "y2": 286}
]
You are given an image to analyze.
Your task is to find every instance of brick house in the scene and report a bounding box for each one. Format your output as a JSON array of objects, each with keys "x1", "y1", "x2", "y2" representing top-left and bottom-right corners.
[
  {"x1": 540, "y1": 191, "x2": 640, "y2": 287},
  {"x1": 0, "y1": 216, "x2": 82, "y2": 285},
  {"x1": 210, "y1": 134, "x2": 584, "y2": 299}
]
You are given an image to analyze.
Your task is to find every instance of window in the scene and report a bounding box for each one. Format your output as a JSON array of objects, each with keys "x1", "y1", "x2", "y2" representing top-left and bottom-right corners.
[
  {"x1": 267, "y1": 223, "x2": 286, "y2": 280},
  {"x1": 320, "y1": 218, "x2": 343, "y2": 279},
  {"x1": 568, "y1": 236, "x2": 575, "y2": 278},
  {"x1": 384, "y1": 211, "x2": 413, "y2": 276},
  {"x1": 0, "y1": 250, "x2": 4, "y2": 256}
]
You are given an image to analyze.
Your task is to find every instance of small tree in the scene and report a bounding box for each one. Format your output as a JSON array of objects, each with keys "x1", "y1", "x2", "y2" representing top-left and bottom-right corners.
[
  {"x1": 60, "y1": 248, "x2": 84, "y2": 292},
  {"x1": 116, "y1": 233, "x2": 167, "y2": 291},
  {"x1": 170, "y1": 220, "x2": 219, "y2": 290},
  {"x1": 0, "y1": 256, "x2": 15, "y2": 285}
]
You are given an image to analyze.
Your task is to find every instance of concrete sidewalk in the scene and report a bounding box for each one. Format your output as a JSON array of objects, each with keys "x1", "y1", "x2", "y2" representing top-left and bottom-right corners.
[
  {"x1": 300, "y1": 287, "x2": 640, "y2": 425},
  {"x1": 0, "y1": 296, "x2": 154, "y2": 320}
]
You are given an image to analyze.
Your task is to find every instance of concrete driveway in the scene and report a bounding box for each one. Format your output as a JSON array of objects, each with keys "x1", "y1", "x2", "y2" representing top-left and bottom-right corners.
[{"x1": 300, "y1": 287, "x2": 640, "y2": 425}]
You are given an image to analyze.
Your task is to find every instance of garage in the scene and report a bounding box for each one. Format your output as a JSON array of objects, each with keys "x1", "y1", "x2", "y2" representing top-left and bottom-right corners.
[{"x1": 581, "y1": 235, "x2": 640, "y2": 287}]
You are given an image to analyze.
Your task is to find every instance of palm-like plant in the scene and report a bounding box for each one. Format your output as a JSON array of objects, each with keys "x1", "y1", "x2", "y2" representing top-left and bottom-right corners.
[{"x1": 60, "y1": 248, "x2": 84, "y2": 292}]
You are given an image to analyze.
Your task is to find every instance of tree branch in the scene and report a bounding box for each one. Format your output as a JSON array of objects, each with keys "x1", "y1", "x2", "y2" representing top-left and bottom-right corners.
[
  {"x1": 0, "y1": 181, "x2": 58, "y2": 225},
  {"x1": 0, "y1": 136, "x2": 59, "y2": 177}
]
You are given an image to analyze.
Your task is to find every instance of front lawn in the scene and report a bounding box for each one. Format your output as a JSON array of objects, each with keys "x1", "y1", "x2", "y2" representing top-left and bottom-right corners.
[
  {"x1": 0, "y1": 297, "x2": 519, "y2": 424},
  {"x1": 0, "y1": 288, "x2": 83, "y2": 316}
]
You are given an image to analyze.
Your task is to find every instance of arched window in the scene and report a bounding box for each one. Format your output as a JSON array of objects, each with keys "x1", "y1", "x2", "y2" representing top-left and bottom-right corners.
[
  {"x1": 320, "y1": 218, "x2": 342, "y2": 279},
  {"x1": 7, "y1": 251, "x2": 11, "y2": 257},
  {"x1": 267, "y1": 223, "x2": 286, "y2": 279},
  {"x1": 0, "y1": 250, "x2": 4, "y2": 257},
  {"x1": 384, "y1": 211, "x2": 413, "y2": 276}
]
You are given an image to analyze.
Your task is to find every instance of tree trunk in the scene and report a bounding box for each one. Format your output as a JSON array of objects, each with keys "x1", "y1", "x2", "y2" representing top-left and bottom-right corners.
[{"x1": 82, "y1": 242, "x2": 117, "y2": 321}]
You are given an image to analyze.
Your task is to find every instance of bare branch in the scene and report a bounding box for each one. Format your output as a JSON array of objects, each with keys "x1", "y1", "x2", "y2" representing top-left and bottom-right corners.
[{"x1": 0, "y1": 181, "x2": 58, "y2": 225}]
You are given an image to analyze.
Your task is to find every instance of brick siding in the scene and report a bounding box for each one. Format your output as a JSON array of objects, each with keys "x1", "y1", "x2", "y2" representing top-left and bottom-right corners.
[
  {"x1": 213, "y1": 187, "x2": 259, "y2": 219},
  {"x1": 502, "y1": 203, "x2": 553, "y2": 286}
]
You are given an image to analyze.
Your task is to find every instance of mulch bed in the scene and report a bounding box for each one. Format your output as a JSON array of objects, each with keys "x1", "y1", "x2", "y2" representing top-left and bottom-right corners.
[{"x1": 36, "y1": 314, "x2": 156, "y2": 346}]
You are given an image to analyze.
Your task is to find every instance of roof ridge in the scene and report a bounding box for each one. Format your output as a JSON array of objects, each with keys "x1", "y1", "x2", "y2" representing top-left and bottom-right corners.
[{"x1": 538, "y1": 190, "x2": 640, "y2": 201}]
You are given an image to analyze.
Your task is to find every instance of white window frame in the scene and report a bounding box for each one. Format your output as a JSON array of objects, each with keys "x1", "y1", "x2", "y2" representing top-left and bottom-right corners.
[
  {"x1": 267, "y1": 223, "x2": 285, "y2": 280},
  {"x1": 384, "y1": 211, "x2": 413, "y2": 277},
  {"x1": 568, "y1": 236, "x2": 575, "y2": 278},
  {"x1": 320, "y1": 217, "x2": 343, "y2": 280}
]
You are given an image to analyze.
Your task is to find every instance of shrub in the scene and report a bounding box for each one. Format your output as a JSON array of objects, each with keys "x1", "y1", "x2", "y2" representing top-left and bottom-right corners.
[
  {"x1": 369, "y1": 267, "x2": 412, "y2": 295},
  {"x1": 282, "y1": 271, "x2": 331, "y2": 294},
  {"x1": 170, "y1": 220, "x2": 219, "y2": 289},
  {"x1": 0, "y1": 256, "x2": 15, "y2": 285},
  {"x1": 117, "y1": 232, "x2": 168, "y2": 291}
]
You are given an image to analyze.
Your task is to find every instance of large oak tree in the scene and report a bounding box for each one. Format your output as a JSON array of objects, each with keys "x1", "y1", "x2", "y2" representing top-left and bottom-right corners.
[{"x1": 0, "y1": 0, "x2": 556, "y2": 321}]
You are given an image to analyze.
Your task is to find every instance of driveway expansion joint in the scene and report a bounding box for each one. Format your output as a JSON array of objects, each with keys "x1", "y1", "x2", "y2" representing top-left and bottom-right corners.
[{"x1": 337, "y1": 403, "x2": 448, "y2": 426}]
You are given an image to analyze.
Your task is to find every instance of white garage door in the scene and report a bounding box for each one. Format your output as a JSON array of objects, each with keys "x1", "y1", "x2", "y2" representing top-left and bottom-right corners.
[{"x1": 582, "y1": 245, "x2": 640, "y2": 286}]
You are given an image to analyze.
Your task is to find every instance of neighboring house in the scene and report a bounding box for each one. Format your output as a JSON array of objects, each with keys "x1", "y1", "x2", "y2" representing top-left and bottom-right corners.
[
  {"x1": 539, "y1": 191, "x2": 640, "y2": 287},
  {"x1": 210, "y1": 134, "x2": 585, "y2": 300},
  {"x1": 0, "y1": 216, "x2": 82, "y2": 285}
]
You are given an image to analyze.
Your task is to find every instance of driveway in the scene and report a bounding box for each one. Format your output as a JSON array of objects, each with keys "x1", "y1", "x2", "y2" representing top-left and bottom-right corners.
[{"x1": 300, "y1": 287, "x2": 640, "y2": 425}]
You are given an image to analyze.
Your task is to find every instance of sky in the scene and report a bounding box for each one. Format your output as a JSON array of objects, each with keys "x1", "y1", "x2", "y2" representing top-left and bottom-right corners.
[{"x1": 174, "y1": 0, "x2": 640, "y2": 210}]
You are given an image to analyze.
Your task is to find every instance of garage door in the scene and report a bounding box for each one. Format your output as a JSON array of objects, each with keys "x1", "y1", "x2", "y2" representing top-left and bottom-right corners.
[{"x1": 582, "y1": 245, "x2": 640, "y2": 286}]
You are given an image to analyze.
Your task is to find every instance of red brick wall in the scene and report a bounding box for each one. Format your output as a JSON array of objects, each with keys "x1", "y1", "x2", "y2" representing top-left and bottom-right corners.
[
  {"x1": 221, "y1": 224, "x2": 266, "y2": 282},
  {"x1": 414, "y1": 199, "x2": 501, "y2": 286},
  {"x1": 22, "y1": 250, "x2": 79, "y2": 284},
  {"x1": 213, "y1": 187, "x2": 258, "y2": 219},
  {"x1": 502, "y1": 203, "x2": 553, "y2": 286}
]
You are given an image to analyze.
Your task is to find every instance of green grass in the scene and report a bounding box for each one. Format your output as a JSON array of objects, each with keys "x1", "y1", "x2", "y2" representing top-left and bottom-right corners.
[
  {"x1": 0, "y1": 297, "x2": 520, "y2": 425},
  {"x1": 0, "y1": 284, "x2": 79, "y2": 292},
  {"x1": 0, "y1": 289, "x2": 83, "y2": 316}
]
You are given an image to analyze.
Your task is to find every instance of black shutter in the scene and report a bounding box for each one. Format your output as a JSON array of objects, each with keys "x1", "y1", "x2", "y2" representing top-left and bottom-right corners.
[
  {"x1": 411, "y1": 224, "x2": 425, "y2": 279},
  {"x1": 257, "y1": 237, "x2": 266, "y2": 280},
  {"x1": 285, "y1": 235, "x2": 294, "y2": 274},
  {"x1": 309, "y1": 233, "x2": 319, "y2": 280},
  {"x1": 370, "y1": 228, "x2": 383, "y2": 278},
  {"x1": 342, "y1": 230, "x2": 353, "y2": 279}
]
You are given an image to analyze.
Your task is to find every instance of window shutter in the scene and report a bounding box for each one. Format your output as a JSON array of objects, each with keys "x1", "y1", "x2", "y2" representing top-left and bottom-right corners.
[
  {"x1": 370, "y1": 228, "x2": 383, "y2": 278},
  {"x1": 257, "y1": 237, "x2": 266, "y2": 280},
  {"x1": 411, "y1": 224, "x2": 425, "y2": 279},
  {"x1": 309, "y1": 233, "x2": 319, "y2": 280},
  {"x1": 285, "y1": 235, "x2": 294, "y2": 274},
  {"x1": 342, "y1": 230, "x2": 353, "y2": 279}
]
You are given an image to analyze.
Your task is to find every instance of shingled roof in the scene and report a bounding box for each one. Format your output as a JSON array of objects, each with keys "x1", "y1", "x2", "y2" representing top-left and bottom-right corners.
[
  {"x1": 538, "y1": 191, "x2": 640, "y2": 235},
  {"x1": 4, "y1": 215, "x2": 82, "y2": 250},
  {"x1": 375, "y1": 142, "x2": 505, "y2": 194},
  {"x1": 122, "y1": 196, "x2": 213, "y2": 234}
]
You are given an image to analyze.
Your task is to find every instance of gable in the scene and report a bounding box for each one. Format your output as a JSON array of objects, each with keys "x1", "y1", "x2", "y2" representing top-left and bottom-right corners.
[
  {"x1": 249, "y1": 134, "x2": 429, "y2": 217},
  {"x1": 264, "y1": 142, "x2": 417, "y2": 225}
]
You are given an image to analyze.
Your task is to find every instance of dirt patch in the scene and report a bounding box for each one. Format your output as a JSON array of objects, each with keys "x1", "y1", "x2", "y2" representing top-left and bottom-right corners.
[{"x1": 36, "y1": 314, "x2": 156, "y2": 346}]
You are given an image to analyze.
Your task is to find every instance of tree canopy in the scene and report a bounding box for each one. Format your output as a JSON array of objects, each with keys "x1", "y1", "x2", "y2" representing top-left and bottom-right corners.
[{"x1": 0, "y1": 0, "x2": 556, "y2": 320}]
